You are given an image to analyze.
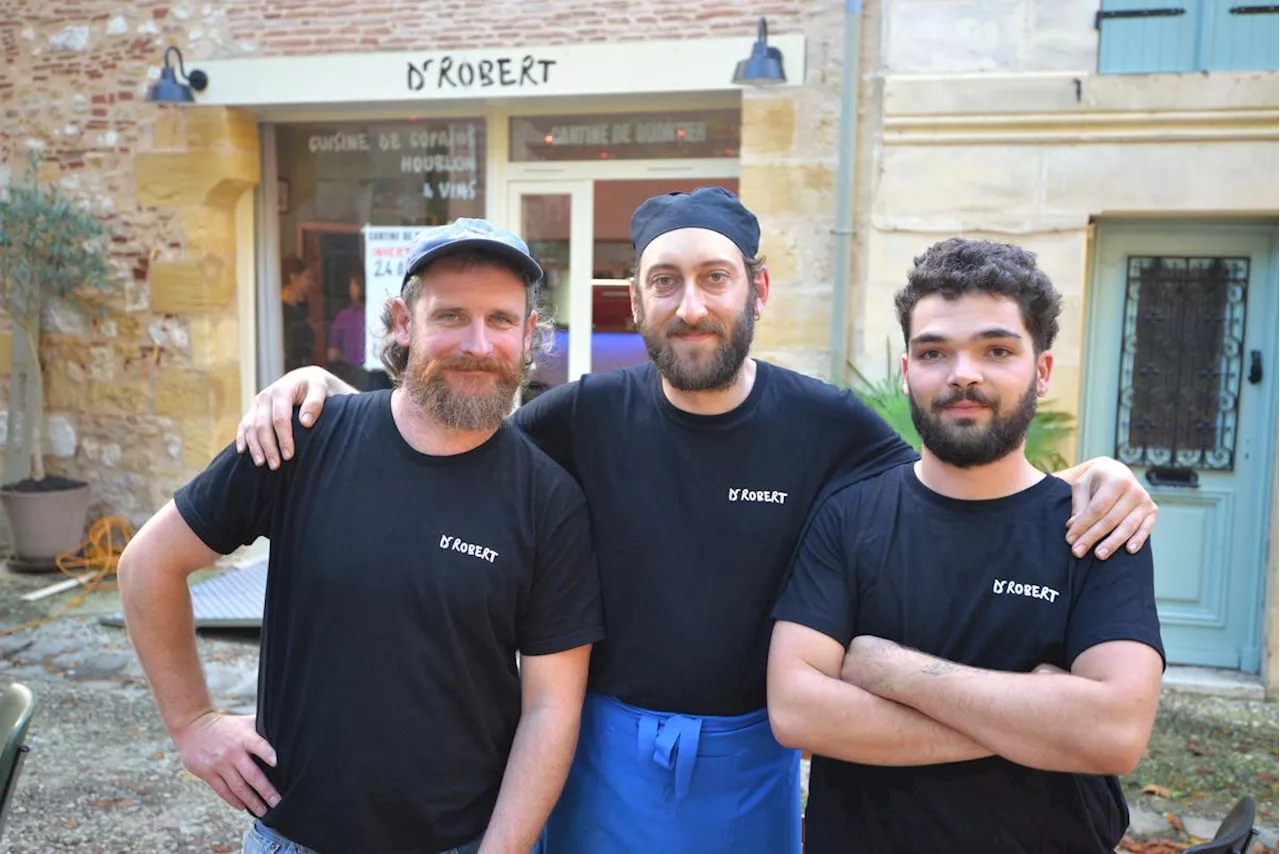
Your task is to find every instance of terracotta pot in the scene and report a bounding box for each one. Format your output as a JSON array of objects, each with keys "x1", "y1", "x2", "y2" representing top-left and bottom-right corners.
[{"x1": 0, "y1": 480, "x2": 92, "y2": 571}]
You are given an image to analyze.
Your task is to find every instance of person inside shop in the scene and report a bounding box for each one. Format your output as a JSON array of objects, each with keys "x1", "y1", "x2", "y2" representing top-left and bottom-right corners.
[
  {"x1": 281, "y1": 255, "x2": 316, "y2": 372},
  {"x1": 327, "y1": 264, "x2": 371, "y2": 390}
]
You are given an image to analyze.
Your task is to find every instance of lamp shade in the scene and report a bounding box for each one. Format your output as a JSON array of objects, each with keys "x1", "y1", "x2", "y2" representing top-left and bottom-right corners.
[
  {"x1": 146, "y1": 66, "x2": 195, "y2": 103},
  {"x1": 732, "y1": 18, "x2": 787, "y2": 85}
]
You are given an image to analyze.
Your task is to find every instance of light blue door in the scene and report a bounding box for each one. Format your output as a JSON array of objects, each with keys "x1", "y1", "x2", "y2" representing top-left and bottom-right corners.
[{"x1": 1082, "y1": 223, "x2": 1278, "y2": 673}]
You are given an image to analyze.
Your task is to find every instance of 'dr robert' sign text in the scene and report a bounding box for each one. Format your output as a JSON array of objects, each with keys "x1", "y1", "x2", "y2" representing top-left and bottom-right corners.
[{"x1": 407, "y1": 54, "x2": 557, "y2": 92}]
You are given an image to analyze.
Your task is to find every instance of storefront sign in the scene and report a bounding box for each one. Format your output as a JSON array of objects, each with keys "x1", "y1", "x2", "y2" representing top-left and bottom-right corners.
[
  {"x1": 543, "y1": 120, "x2": 707, "y2": 146},
  {"x1": 362, "y1": 227, "x2": 429, "y2": 370},
  {"x1": 193, "y1": 35, "x2": 806, "y2": 107},
  {"x1": 509, "y1": 110, "x2": 740, "y2": 162},
  {"x1": 297, "y1": 121, "x2": 483, "y2": 199},
  {"x1": 406, "y1": 54, "x2": 557, "y2": 92}
]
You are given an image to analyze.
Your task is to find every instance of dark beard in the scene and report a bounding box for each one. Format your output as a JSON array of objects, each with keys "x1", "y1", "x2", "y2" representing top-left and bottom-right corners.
[
  {"x1": 637, "y1": 296, "x2": 755, "y2": 392},
  {"x1": 403, "y1": 353, "x2": 526, "y2": 431},
  {"x1": 909, "y1": 377, "x2": 1038, "y2": 468}
]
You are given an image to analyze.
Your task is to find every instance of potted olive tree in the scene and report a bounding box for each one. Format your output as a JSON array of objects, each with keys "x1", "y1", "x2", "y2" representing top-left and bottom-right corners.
[{"x1": 0, "y1": 158, "x2": 113, "y2": 569}]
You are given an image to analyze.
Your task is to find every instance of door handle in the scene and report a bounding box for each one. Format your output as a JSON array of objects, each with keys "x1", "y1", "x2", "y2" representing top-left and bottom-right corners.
[
  {"x1": 1146, "y1": 467, "x2": 1199, "y2": 489},
  {"x1": 1249, "y1": 350, "x2": 1263, "y2": 384}
]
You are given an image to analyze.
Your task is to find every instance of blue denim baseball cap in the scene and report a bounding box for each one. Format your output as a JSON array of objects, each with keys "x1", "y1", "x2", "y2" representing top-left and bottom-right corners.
[{"x1": 401, "y1": 218, "x2": 543, "y2": 290}]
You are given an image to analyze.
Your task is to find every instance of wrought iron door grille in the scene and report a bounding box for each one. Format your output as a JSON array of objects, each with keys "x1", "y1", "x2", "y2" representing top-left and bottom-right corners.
[{"x1": 1115, "y1": 256, "x2": 1249, "y2": 471}]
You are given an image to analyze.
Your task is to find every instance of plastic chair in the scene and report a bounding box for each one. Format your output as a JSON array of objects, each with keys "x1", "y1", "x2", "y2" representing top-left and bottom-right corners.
[
  {"x1": 1183, "y1": 796, "x2": 1260, "y2": 854},
  {"x1": 0, "y1": 682, "x2": 35, "y2": 841}
]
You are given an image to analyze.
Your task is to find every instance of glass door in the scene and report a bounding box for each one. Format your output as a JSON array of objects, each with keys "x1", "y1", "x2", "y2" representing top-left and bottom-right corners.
[
  {"x1": 507, "y1": 175, "x2": 743, "y2": 397},
  {"x1": 506, "y1": 180, "x2": 594, "y2": 396},
  {"x1": 587, "y1": 177, "x2": 740, "y2": 377}
]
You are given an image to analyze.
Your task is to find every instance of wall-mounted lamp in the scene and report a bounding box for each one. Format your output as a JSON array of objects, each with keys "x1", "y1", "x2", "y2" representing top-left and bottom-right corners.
[
  {"x1": 732, "y1": 17, "x2": 787, "y2": 86},
  {"x1": 146, "y1": 46, "x2": 209, "y2": 103}
]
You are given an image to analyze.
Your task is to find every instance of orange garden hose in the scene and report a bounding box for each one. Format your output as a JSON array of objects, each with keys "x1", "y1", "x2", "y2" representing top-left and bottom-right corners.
[{"x1": 0, "y1": 515, "x2": 135, "y2": 636}]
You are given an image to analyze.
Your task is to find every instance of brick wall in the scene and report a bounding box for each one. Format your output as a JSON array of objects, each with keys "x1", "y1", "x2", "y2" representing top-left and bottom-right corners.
[{"x1": 214, "y1": 0, "x2": 812, "y2": 56}]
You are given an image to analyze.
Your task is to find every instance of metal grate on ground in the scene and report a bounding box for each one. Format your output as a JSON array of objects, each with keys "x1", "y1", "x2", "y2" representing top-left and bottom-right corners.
[{"x1": 99, "y1": 560, "x2": 266, "y2": 629}]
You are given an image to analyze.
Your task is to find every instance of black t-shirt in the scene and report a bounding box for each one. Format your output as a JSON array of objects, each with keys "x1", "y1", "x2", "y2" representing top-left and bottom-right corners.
[
  {"x1": 512, "y1": 360, "x2": 916, "y2": 716},
  {"x1": 773, "y1": 465, "x2": 1165, "y2": 854},
  {"x1": 174, "y1": 390, "x2": 603, "y2": 854},
  {"x1": 282, "y1": 299, "x2": 314, "y2": 371}
]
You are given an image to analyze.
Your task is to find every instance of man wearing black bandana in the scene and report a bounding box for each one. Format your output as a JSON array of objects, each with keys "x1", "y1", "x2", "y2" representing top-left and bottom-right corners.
[{"x1": 235, "y1": 188, "x2": 1161, "y2": 853}]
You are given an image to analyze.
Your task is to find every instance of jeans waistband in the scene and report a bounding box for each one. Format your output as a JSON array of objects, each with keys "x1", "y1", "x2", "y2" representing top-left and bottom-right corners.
[{"x1": 251, "y1": 821, "x2": 483, "y2": 854}]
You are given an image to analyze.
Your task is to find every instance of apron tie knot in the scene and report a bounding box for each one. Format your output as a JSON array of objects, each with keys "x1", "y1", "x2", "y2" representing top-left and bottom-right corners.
[{"x1": 638, "y1": 714, "x2": 703, "y2": 803}]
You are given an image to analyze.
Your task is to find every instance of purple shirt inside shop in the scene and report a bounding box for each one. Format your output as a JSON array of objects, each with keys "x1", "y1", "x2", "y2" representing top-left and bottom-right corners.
[{"x1": 329, "y1": 306, "x2": 366, "y2": 366}]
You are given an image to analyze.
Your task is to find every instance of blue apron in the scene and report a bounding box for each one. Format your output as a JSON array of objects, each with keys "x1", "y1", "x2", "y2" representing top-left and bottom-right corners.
[{"x1": 544, "y1": 693, "x2": 801, "y2": 854}]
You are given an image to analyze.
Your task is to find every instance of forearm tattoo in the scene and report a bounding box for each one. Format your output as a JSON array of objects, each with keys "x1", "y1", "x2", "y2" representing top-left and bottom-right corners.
[{"x1": 920, "y1": 659, "x2": 962, "y2": 677}]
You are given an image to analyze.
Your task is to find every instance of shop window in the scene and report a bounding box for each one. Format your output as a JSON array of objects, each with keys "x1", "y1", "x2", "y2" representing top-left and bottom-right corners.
[{"x1": 274, "y1": 119, "x2": 486, "y2": 387}]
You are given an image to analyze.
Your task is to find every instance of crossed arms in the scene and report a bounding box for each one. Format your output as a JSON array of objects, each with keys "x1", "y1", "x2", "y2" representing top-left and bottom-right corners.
[{"x1": 767, "y1": 626, "x2": 1163, "y2": 775}]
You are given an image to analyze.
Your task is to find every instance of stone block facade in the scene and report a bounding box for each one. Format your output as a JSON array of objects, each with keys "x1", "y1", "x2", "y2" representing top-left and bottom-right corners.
[
  {"x1": 854, "y1": 0, "x2": 1279, "y2": 409},
  {"x1": 3, "y1": 6, "x2": 255, "y2": 526}
]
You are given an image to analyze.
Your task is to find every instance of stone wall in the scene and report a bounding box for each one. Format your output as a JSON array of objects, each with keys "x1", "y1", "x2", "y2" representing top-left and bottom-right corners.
[
  {"x1": 0, "y1": 0, "x2": 849, "y2": 531},
  {"x1": 740, "y1": 0, "x2": 853, "y2": 379},
  {"x1": 2, "y1": 5, "x2": 261, "y2": 529},
  {"x1": 188, "y1": 0, "x2": 815, "y2": 57}
]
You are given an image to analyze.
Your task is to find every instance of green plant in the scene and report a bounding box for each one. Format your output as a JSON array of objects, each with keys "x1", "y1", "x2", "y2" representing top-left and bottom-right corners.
[
  {"x1": 0, "y1": 156, "x2": 113, "y2": 484},
  {"x1": 848, "y1": 343, "x2": 1076, "y2": 474}
]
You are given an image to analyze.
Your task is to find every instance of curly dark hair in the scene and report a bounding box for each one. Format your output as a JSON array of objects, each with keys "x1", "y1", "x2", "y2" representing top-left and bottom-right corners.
[{"x1": 894, "y1": 238, "x2": 1062, "y2": 353}]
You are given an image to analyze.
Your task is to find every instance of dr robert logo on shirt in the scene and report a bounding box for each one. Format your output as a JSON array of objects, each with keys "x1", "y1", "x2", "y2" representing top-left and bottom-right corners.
[
  {"x1": 728, "y1": 488, "x2": 789, "y2": 504},
  {"x1": 439, "y1": 534, "x2": 500, "y2": 564},
  {"x1": 992, "y1": 578, "x2": 1060, "y2": 603}
]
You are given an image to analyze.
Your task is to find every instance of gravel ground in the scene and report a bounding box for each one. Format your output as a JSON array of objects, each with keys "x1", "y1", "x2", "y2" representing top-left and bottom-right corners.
[
  {"x1": 1120, "y1": 689, "x2": 1279, "y2": 851},
  {"x1": 1, "y1": 566, "x2": 260, "y2": 854}
]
